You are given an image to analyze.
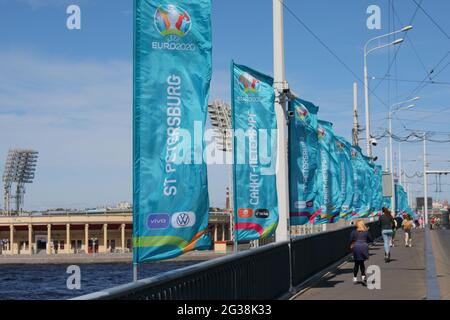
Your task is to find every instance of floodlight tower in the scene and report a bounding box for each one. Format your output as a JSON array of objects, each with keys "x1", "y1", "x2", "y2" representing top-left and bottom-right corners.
[
  {"x1": 208, "y1": 100, "x2": 232, "y2": 211},
  {"x1": 208, "y1": 100, "x2": 232, "y2": 153},
  {"x1": 2, "y1": 149, "x2": 39, "y2": 215},
  {"x1": 207, "y1": 100, "x2": 236, "y2": 250}
]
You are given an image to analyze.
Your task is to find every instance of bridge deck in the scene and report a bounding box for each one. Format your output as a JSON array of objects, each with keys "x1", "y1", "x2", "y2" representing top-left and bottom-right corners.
[{"x1": 294, "y1": 229, "x2": 449, "y2": 300}]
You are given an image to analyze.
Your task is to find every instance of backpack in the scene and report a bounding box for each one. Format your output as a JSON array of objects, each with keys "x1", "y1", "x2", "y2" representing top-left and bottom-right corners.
[{"x1": 403, "y1": 220, "x2": 413, "y2": 231}]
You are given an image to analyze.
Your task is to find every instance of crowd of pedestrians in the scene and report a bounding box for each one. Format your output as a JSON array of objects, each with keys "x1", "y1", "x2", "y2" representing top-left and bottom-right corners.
[{"x1": 349, "y1": 208, "x2": 416, "y2": 285}]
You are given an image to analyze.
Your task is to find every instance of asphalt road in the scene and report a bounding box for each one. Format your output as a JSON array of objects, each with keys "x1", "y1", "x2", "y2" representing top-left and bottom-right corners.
[{"x1": 430, "y1": 229, "x2": 450, "y2": 299}]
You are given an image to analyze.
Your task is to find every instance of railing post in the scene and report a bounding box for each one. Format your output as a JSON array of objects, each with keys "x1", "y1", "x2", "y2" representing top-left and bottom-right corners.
[{"x1": 288, "y1": 240, "x2": 295, "y2": 295}]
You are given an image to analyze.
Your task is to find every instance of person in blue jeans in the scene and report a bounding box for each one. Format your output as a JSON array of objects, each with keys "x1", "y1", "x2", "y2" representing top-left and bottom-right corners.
[{"x1": 380, "y1": 207, "x2": 395, "y2": 262}]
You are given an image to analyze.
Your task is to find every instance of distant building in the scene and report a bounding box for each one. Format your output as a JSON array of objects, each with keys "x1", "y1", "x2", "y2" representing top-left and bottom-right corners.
[
  {"x1": 117, "y1": 202, "x2": 132, "y2": 210},
  {"x1": 0, "y1": 208, "x2": 232, "y2": 256}
]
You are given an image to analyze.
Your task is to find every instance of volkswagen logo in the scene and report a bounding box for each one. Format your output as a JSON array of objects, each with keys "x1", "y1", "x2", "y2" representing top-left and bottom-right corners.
[{"x1": 171, "y1": 212, "x2": 196, "y2": 228}]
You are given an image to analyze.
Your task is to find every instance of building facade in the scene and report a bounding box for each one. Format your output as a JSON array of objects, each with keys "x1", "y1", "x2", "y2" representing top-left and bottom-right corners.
[{"x1": 0, "y1": 211, "x2": 232, "y2": 255}]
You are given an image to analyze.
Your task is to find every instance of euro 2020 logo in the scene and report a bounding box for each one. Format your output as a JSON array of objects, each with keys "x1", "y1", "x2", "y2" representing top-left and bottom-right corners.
[
  {"x1": 317, "y1": 127, "x2": 326, "y2": 140},
  {"x1": 295, "y1": 104, "x2": 309, "y2": 122},
  {"x1": 154, "y1": 4, "x2": 192, "y2": 38},
  {"x1": 239, "y1": 72, "x2": 260, "y2": 94},
  {"x1": 336, "y1": 141, "x2": 345, "y2": 153}
]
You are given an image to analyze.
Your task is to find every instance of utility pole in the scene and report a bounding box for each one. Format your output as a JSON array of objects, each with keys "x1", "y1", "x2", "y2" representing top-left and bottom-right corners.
[
  {"x1": 423, "y1": 133, "x2": 429, "y2": 227},
  {"x1": 389, "y1": 111, "x2": 396, "y2": 215},
  {"x1": 273, "y1": 0, "x2": 290, "y2": 242},
  {"x1": 352, "y1": 82, "x2": 359, "y2": 146},
  {"x1": 385, "y1": 147, "x2": 388, "y2": 170},
  {"x1": 363, "y1": 50, "x2": 371, "y2": 156},
  {"x1": 399, "y1": 142, "x2": 402, "y2": 185}
]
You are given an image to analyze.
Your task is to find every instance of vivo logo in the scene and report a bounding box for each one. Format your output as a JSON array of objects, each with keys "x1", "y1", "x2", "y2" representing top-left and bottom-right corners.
[
  {"x1": 147, "y1": 213, "x2": 170, "y2": 229},
  {"x1": 171, "y1": 212, "x2": 196, "y2": 228}
]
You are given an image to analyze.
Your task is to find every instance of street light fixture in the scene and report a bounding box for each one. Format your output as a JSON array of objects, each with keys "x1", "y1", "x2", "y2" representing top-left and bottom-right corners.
[
  {"x1": 363, "y1": 26, "x2": 413, "y2": 157},
  {"x1": 388, "y1": 97, "x2": 420, "y2": 215}
]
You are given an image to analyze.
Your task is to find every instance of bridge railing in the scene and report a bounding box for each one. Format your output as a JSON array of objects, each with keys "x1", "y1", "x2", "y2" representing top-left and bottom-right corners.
[
  {"x1": 73, "y1": 241, "x2": 291, "y2": 300},
  {"x1": 74, "y1": 221, "x2": 381, "y2": 300}
]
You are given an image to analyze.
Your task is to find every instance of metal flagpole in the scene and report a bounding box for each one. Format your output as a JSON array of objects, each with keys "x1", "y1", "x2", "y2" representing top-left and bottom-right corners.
[
  {"x1": 389, "y1": 111, "x2": 396, "y2": 215},
  {"x1": 363, "y1": 54, "x2": 371, "y2": 156},
  {"x1": 399, "y1": 142, "x2": 402, "y2": 185},
  {"x1": 423, "y1": 133, "x2": 429, "y2": 227},
  {"x1": 352, "y1": 83, "x2": 359, "y2": 146},
  {"x1": 273, "y1": 0, "x2": 290, "y2": 242},
  {"x1": 133, "y1": 263, "x2": 138, "y2": 282},
  {"x1": 385, "y1": 147, "x2": 388, "y2": 170}
]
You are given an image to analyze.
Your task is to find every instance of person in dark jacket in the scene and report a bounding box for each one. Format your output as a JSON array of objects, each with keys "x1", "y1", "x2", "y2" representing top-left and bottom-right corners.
[
  {"x1": 380, "y1": 207, "x2": 395, "y2": 262},
  {"x1": 350, "y1": 220, "x2": 373, "y2": 284}
]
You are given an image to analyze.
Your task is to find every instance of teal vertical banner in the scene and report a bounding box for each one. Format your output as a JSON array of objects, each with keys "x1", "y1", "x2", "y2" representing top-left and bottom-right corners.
[
  {"x1": 335, "y1": 137, "x2": 355, "y2": 221},
  {"x1": 133, "y1": 0, "x2": 212, "y2": 263},
  {"x1": 288, "y1": 98, "x2": 320, "y2": 225},
  {"x1": 395, "y1": 185, "x2": 416, "y2": 218},
  {"x1": 395, "y1": 184, "x2": 408, "y2": 216},
  {"x1": 348, "y1": 146, "x2": 367, "y2": 219},
  {"x1": 231, "y1": 62, "x2": 278, "y2": 241},
  {"x1": 369, "y1": 165, "x2": 383, "y2": 217},
  {"x1": 361, "y1": 155, "x2": 374, "y2": 217},
  {"x1": 311, "y1": 120, "x2": 342, "y2": 224},
  {"x1": 382, "y1": 196, "x2": 392, "y2": 210}
]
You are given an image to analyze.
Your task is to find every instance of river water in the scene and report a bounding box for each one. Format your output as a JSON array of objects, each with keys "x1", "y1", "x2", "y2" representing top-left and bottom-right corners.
[{"x1": 0, "y1": 261, "x2": 199, "y2": 300}]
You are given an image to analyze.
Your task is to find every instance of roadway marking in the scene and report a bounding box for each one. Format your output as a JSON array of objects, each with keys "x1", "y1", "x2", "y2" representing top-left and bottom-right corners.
[{"x1": 425, "y1": 229, "x2": 441, "y2": 300}]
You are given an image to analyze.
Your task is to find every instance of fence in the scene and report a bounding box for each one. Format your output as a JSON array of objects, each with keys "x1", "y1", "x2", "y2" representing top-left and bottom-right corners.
[{"x1": 74, "y1": 221, "x2": 381, "y2": 300}]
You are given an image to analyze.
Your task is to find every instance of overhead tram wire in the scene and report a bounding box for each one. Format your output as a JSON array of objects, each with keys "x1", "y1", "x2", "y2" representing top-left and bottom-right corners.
[
  {"x1": 411, "y1": 0, "x2": 450, "y2": 40},
  {"x1": 370, "y1": 129, "x2": 450, "y2": 143},
  {"x1": 278, "y1": 0, "x2": 390, "y2": 110},
  {"x1": 403, "y1": 50, "x2": 450, "y2": 100},
  {"x1": 371, "y1": 77, "x2": 450, "y2": 86},
  {"x1": 388, "y1": 103, "x2": 450, "y2": 139}
]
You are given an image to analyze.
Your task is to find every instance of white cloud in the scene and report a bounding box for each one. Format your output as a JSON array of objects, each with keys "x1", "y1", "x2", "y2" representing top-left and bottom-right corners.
[
  {"x1": 0, "y1": 50, "x2": 229, "y2": 211},
  {"x1": 0, "y1": 50, "x2": 132, "y2": 210}
]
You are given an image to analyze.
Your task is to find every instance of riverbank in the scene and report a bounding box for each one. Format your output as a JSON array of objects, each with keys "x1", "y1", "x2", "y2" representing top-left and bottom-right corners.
[{"x1": 0, "y1": 250, "x2": 231, "y2": 265}]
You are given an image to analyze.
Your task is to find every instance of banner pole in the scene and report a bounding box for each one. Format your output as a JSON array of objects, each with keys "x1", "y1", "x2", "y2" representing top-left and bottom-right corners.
[
  {"x1": 230, "y1": 61, "x2": 238, "y2": 254},
  {"x1": 273, "y1": 0, "x2": 290, "y2": 242},
  {"x1": 133, "y1": 263, "x2": 138, "y2": 282}
]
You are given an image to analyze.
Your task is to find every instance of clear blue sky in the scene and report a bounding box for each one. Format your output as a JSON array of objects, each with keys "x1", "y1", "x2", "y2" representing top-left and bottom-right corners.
[{"x1": 0, "y1": 0, "x2": 449, "y2": 210}]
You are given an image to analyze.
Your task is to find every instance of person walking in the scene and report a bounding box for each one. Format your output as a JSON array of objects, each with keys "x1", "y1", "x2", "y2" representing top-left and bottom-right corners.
[
  {"x1": 350, "y1": 220, "x2": 373, "y2": 284},
  {"x1": 380, "y1": 207, "x2": 395, "y2": 262},
  {"x1": 402, "y1": 215, "x2": 414, "y2": 247},
  {"x1": 390, "y1": 216, "x2": 398, "y2": 247}
]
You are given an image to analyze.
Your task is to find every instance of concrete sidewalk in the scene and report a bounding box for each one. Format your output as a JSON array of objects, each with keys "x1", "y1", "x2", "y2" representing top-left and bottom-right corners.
[{"x1": 294, "y1": 229, "x2": 428, "y2": 300}]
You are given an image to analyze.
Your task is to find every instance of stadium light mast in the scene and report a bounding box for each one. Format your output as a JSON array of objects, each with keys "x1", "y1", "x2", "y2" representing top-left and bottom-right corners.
[
  {"x1": 2, "y1": 149, "x2": 39, "y2": 215},
  {"x1": 273, "y1": 0, "x2": 290, "y2": 242}
]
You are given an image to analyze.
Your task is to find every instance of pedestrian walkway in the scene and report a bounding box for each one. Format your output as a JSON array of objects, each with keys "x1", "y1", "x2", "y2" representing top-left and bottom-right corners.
[{"x1": 294, "y1": 229, "x2": 431, "y2": 300}]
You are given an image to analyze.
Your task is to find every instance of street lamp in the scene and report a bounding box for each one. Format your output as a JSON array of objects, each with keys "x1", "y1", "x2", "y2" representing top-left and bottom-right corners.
[
  {"x1": 363, "y1": 26, "x2": 413, "y2": 157},
  {"x1": 388, "y1": 97, "x2": 420, "y2": 215}
]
